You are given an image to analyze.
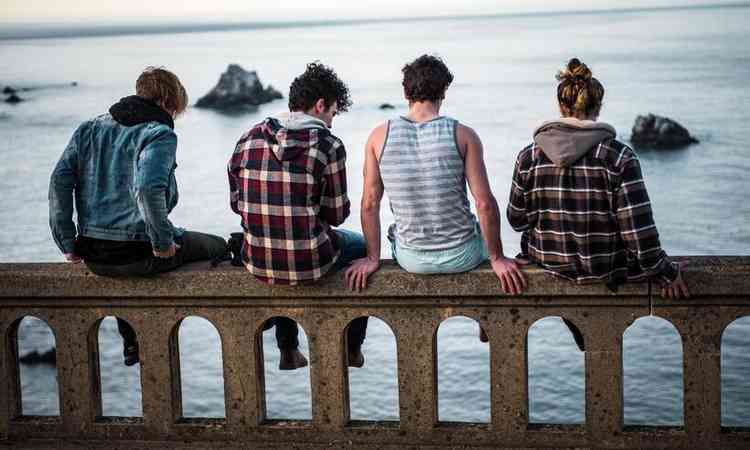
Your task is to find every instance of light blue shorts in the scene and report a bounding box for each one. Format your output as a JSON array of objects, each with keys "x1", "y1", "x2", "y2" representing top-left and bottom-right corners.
[{"x1": 390, "y1": 231, "x2": 489, "y2": 274}]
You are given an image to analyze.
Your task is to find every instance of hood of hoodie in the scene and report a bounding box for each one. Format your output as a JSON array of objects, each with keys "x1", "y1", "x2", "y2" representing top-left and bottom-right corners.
[
  {"x1": 533, "y1": 118, "x2": 616, "y2": 167},
  {"x1": 109, "y1": 95, "x2": 174, "y2": 129},
  {"x1": 263, "y1": 112, "x2": 329, "y2": 161}
]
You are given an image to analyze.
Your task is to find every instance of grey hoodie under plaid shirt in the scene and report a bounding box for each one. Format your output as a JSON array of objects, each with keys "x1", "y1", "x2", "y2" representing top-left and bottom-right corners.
[
  {"x1": 228, "y1": 113, "x2": 350, "y2": 285},
  {"x1": 506, "y1": 118, "x2": 679, "y2": 287}
]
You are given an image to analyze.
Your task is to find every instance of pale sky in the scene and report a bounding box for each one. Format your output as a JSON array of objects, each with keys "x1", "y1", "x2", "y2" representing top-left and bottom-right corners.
[{"x1": 2, "y1": 0, "x2": 744, "y2": 23}]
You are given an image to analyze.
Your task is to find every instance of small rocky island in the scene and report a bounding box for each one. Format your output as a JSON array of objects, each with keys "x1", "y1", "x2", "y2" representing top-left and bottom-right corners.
[
  {"x1": 5, "y1": 93, "x2": 23, "y2": 104},
  {"x1": 630, "y1": 114, "x2": 698, "y2": 149},
  {"x1": 3, "y1": 82, "x2": 77, "y2": 104},
  {"x1": 195, "y1": 64, "x2": 282, "y2": 112},
  {"x1": 3, "y1": 86, "x2": 24, "y2": 104}
]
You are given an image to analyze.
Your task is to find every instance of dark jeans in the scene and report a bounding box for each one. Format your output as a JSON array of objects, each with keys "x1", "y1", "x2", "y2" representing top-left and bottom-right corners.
[
  {"x1": 84, "y1": 231, "x2": 227, "y2": 346},
  {"x1": 84, "y1": 231, "x2": 227, "y2": 277},
  {"x1": 263, "y1": 229, "x2": 369, "y2": 351}
]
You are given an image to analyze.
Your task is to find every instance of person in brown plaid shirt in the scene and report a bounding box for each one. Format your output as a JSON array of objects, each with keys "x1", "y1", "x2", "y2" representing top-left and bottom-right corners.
[
  {"x1": 229, "y1": 63, "x2": 368, "y2": 369},
  {"x1": 507, "y1": 58, "x2": 689, "y2": 301}
]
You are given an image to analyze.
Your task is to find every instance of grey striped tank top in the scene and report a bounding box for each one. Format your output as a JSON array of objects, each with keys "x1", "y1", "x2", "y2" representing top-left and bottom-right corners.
[{"x1": 379, "y1": 116, "x2": 478, "y2": 250}]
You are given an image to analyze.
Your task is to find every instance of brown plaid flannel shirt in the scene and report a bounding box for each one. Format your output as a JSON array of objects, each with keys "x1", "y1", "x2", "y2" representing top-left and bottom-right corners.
[
  {"x1": 228, "y1": 117, "x2": 350, "y2": 284},
  {"x1": 507, "y1": 138, "x2": 679, "y2": 287}
]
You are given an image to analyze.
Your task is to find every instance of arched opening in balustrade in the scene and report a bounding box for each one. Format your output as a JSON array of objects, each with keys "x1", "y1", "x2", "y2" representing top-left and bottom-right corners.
[
  {"x1": 623, "y1": 316, "x2": 683, "y2": 426},
  {"x1": 172, "y1": 316, "x2": 226, "y2": 420},
  {"x1": 92, "y1": 316, "x2": 143, "y2": 418},
  {"x1": 345, "y1": 316, "x2": 399, "y2": 422},
  {"x1": 7, "y1": 315, "x2": 60, "y2": 417},
  {"x1": 721, "y1": 316, "x2": 750, "y2": 427},
  {"x1": 437, "y1": 315, "x2": 490, "y2": 423},
  {"x1": 257, "y1": 316, "x2": 312, "y2": 420},
  {"x1": 527, "y1": 316, "x2": 585, "y2": 425}
]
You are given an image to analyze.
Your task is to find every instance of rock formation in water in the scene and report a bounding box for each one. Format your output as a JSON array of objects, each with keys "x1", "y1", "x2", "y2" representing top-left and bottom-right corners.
[
  {"x1": 3, "y1": 86, "x2": 16, "y2": 95},
  {"x1": 379, "y1": 103, "x2": 395, "y2": 110},
  {"x1": 5, "y1": 93, "x2": 23, "y2": 104},
  {"x1": 195, "y1": 64, "x2": 282, "y2": 112},
  {"x1": 630, "y1": 114, "x2": 698, "y2": 149}
]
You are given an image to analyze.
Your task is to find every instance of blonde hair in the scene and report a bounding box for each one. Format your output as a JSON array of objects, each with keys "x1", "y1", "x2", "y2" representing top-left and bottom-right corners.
[
  {"x1": 556, "y1": 58, "x2": 604, "y2": 119},
  {"x1": 136, "y1": 66, "x2": 188, "y2": 116}
]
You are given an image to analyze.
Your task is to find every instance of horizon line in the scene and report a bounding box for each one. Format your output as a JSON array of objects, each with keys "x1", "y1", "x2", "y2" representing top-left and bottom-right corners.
[{"x1": 1, "y1": 1, "x2": 748, "y2": 41}]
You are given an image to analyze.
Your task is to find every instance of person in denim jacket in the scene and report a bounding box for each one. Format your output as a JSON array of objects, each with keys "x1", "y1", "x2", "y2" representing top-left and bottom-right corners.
[{"x1": 49, "y1": 67, "x2": 227, "y2": 365}]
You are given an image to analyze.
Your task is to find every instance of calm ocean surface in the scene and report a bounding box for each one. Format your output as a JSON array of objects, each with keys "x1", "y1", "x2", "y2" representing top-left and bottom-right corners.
[{"x1": 2, "y1": 5, "x2": 749, "y2": 425}]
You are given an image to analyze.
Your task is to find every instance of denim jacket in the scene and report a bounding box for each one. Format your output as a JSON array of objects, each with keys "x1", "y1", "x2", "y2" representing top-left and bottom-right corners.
[{"x1": 49, "y1": 102, "x2": 181, "y2": 254}]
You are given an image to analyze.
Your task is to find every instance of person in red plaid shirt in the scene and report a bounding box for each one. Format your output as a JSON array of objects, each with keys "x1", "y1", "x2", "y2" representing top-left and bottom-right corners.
[
  {"x1": 229, "y1": 62, "x2": 368, "y2": 369},
  {"x1": 507, "y1": 58, "x2": 690, "y2": 300}
]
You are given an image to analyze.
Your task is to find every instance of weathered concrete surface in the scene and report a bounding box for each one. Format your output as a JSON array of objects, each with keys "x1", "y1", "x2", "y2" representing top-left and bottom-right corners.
[
  {"x1": 0, "y1": 257, "x2": 749, "y2": 449},
  {"x1": 2, "y1": 256, "x2": 746, "y2": 301},
  {"x1": 0, "y1": 260, "x2": 652, "y2": 301}
]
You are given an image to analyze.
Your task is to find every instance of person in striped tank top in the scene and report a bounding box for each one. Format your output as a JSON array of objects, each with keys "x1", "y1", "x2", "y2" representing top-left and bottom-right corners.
[{"x1": 344, "y1": 55, "x2": 526, "y2": 300}]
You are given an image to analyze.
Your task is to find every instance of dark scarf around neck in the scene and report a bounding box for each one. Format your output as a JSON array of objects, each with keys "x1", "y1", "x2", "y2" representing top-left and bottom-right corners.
[{"x1": 109, "y1": 95, "x2": 174, "y2": 129}]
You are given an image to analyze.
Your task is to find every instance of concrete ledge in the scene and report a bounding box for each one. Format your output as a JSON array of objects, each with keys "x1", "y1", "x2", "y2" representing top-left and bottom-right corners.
[{"x1": 2, "y1": 256, "x2": 748, "y2": 301}]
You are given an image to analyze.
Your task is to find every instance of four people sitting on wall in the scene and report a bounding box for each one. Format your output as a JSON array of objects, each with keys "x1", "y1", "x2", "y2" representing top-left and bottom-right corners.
[{"x1": 48, "y1": 56, "x2": 690, "y2": 369}]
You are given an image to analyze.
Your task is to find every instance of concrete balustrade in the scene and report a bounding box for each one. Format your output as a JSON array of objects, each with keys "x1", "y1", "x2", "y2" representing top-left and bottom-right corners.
[{"x1": 0, "y1": 256, "x2": 749, "y2": 449}]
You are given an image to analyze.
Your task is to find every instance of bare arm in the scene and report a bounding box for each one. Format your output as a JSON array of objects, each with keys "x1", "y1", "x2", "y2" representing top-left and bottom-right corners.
[
  {"x1": 458, "y1": 124, "x2": 526, "y2": 294},
  {"x1": 459, "y1": 124, "x2": 503, "y2": 259},
  {"x1": 345, "y1": 124, "x2": 387, "y2": 291},
  {"x1": 361, "y1": 124, "x2": 386, "y2": 262}
]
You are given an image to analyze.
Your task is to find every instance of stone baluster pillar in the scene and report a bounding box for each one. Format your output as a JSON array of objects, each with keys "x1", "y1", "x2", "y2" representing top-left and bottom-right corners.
[
  {"x1": 664, "y1": 306, "x2": 723, "y2": 448},
  {"x1": 584, "y1": 310, "x2": 628, "y2": 441},
  {"x1": 0, "y1": 316, "x2": 11, "y2": 440},
  {"x1": 489, "y1": 308, "x2": 528, "y2": 435},
  {"x1": 135, "y1": 312, "x2": 177, "y2": 439},
  {"x1": 218, "y1": 313, "x2": 264, "y2": 433},
  {"x1": 394, "y1": 310, "x2": 439, "y2": 434},
  {"x1": 49, "y1": 310, "x2": 98, "y2": 438},
  {"x1": 309, "y1": 312, "x2": 349, "y2": 431}
]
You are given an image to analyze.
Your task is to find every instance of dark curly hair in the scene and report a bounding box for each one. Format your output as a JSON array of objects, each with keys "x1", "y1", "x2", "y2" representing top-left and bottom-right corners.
[
  {"x1": 288, "y1": 62, "x2": 352, "y2": 113},
  {"x1": 402, "y1": 55, "x2": 454, "y2": 103}
]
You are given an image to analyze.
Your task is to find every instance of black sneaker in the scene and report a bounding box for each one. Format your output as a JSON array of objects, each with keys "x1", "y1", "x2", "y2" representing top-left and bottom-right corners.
[
  {"x1": 228, "y1": 232, "x2": 244, "y2": 267},
  {"x1": 123, "y1": 342, "x2": 140, "y2": 366},
  {"x1": 212, "y1": 232, "x2": 244, "y2": 268},
  {"x1": 279, "y1": 348, "x2": 308, "y2": 370},
  {"x1": 347, "y1": 347, "x2": 365, "y2": 368},
  {"x1": 211, "y1": 241, "x2": 233, "y2": 268}
]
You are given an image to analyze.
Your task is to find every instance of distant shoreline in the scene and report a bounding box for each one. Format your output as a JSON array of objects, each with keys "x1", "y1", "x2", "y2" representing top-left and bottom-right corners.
[{"x1": 1, "y1": 2, "x2": 749, "y2": 41}]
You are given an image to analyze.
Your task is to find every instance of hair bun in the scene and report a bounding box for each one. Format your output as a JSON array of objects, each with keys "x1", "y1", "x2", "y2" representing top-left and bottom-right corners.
[
  {"x1": 568, "y1": 58, "x2": 592, "y2": 80},
  {"x1": 556, "y1": 57, "x2": 593, "y2": 83}
]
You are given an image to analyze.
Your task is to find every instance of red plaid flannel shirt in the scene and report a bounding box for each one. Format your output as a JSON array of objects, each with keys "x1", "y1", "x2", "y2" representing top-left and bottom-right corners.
[{"x1": 228, "y1": 117, "x2": 350, "y2": 284}]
